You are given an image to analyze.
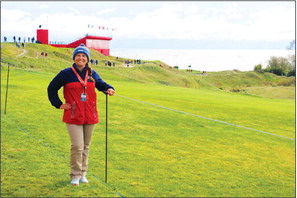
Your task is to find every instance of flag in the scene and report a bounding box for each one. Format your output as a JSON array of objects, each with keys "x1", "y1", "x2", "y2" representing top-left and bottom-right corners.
[{"x1": 88, "y1": 24, "x2": 117, "y2": 31}]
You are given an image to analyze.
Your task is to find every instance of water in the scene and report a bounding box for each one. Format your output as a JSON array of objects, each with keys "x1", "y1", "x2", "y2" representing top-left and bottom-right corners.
[{"x1": 110, "y1": 49, "x2": 291, "y2": 71}]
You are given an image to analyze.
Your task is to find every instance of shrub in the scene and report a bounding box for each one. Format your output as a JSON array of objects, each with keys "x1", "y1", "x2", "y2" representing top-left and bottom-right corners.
[
  {"x1": 254, "y1": 64, "x2": 262, "y2": 72},
  {"x1": 287, "y1": 70, "x2": 296, "y2": 77},
  {"x1": 265, "y1": 56, "x2": 291, "y2": 76}
]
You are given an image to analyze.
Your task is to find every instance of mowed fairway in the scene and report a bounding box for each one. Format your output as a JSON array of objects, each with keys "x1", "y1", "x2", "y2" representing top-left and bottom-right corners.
[{"x1": 1, "y1": 67, "x2": 295, "y2": 197}]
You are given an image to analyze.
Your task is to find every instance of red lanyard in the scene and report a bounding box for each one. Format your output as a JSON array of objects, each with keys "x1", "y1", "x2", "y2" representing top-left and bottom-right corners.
[{"x1": 71, "y1": 66, "x2": 89, "y2": 93}]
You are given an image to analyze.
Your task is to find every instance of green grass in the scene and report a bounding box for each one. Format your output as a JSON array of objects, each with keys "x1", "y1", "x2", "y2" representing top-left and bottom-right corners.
[
  {"x1": 240, "y1": 86, "x2": 295, "y2": 100},
  {"x1": 1, "y1": 66, "x2": 295, "y2": 197},
  {"x1": 1, "y1": 42, "x2": 295, "y2": 197}
]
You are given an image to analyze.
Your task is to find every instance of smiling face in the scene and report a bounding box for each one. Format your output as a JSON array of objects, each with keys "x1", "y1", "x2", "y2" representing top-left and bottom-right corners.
[{"x1": 74, "y1": 53, "x2": 88, "y2": 69}]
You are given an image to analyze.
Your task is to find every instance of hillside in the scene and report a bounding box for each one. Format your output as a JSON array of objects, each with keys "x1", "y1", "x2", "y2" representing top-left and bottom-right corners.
[
  {"x1": 1, "y1": 42, "x2": 295, "y2": 197},
  {"x1": 1, "y1": 42, "x2": 295, "y2": 99}
]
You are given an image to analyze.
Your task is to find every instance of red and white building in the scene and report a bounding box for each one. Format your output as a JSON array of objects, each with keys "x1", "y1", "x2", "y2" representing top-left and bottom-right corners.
[{"x1": 36, "y1": 29, "x2": 112, "y2": 56}]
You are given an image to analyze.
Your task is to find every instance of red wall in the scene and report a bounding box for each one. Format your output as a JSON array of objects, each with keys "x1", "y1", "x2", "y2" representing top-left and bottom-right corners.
[
  {"x1": 67, "y1": 36, "x2": 112, "y2": 56},
  {"x1": 95, "y1": 49, "x2": 110, "y2": 56},
  {"x1": 38, "y1": 29, "x2": 112, "y2": 56},
  {"x1": 37, "y1": 29, "x2": 48, "y2": 44}
]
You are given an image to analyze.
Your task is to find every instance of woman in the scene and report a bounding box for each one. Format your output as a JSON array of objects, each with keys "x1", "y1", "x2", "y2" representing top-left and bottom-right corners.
[{"x1": 47, "y1": 44, "x2": 115, "y2": 186}]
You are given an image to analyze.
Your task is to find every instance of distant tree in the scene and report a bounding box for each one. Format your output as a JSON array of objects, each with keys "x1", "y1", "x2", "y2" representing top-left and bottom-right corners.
[
  {"x1": 287, "y1": 40, "x2": 296, "y2": 76},
  {"x1": 265, "y1": 56, "x2": 291, "y2": 76},
  {"x1": 254, "y1": 64, "x2": 262, "y2": 72},
  {"x1": 286, "y1": 54, "x2": 296, "y2": 76},
  {"x1": 262, "y1": 41, "x2": 296, "y2": 76}
]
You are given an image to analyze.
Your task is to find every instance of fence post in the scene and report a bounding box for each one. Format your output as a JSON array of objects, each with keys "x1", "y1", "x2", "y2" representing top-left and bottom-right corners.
[{"x1": 4, "y1": 62, "x2": 10, "y2": 114}]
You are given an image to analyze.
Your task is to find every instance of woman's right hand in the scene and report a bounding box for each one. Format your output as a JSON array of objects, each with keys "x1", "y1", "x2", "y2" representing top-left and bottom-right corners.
[{"x1": 60, "y1": 103, "x2": 71, "y2": 110}]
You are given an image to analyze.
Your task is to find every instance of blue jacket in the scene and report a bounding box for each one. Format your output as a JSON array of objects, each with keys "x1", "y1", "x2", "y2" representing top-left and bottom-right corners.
[{"x1": 48, "y1": 64, "x2": 114, "y2": 124}]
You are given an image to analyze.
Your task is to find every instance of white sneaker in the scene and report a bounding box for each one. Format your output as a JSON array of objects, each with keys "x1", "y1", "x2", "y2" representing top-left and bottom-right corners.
[
  {"x1": 80, "y1": 176, "x2": 89, "y2": 183},
  {"x1": 71, "y1": 178, "x2": 80, "y2": 186}
]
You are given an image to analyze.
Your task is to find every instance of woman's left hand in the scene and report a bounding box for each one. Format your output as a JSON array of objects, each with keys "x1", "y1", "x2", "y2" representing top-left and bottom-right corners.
[{"x1": 106, "y1": 88, "x2": 115, "y2": 96}]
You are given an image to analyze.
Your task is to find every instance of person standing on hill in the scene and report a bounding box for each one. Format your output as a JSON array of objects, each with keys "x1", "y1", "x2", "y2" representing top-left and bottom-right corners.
[{"x1": 47, "y1": 44, "x2": 115, "y2": 186}]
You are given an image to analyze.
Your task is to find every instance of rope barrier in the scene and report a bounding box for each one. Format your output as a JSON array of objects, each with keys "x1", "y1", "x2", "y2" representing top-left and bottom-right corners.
[
  {"x1": 115, "y1": 95, "x2": 295, "y2": 141},
  {"x1": 2, "y1": 61, "x2": 294, "y2": 142}
]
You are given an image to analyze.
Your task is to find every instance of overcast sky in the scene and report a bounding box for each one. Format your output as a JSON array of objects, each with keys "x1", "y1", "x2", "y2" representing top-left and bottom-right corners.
[{"x1": 1, "y1": 1, "x2": 295, "y2": 49}]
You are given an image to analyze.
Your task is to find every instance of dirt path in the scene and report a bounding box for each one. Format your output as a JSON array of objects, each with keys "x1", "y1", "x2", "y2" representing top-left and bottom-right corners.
[{"x1": 16, "y1": 49, "x2": 27, "y2": 57}]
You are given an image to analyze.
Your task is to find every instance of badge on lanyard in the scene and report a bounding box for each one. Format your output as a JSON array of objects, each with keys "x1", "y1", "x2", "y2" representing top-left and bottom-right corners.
[
  {"x1": 81, "y1": 93, "x2": 87, "y2": 101},
  {"x1": 72, "y1": 67, "x2": 89, "y2": 102}
]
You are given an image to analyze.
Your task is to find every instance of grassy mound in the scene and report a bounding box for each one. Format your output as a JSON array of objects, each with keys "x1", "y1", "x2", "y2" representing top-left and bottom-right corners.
[{"x1": 1, "y1": 42, "x2": 295, "y2": 98}]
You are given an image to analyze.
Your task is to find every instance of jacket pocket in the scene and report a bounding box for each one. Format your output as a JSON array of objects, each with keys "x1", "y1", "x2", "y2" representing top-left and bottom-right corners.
[
  {"x1": 93, "y1": 102, "x2": 97, "y2": 119},
  {"x1": 71, "y1": 102, "x2": 76, "y2": 119}
]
